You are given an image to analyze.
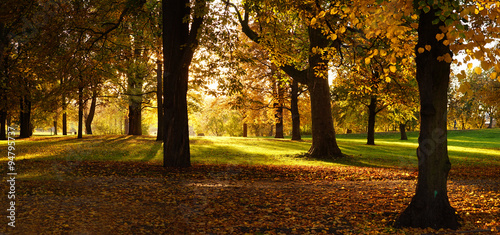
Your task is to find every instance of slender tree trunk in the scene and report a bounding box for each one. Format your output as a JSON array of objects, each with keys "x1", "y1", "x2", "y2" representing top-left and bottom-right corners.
[
  {"x1": 367, "y1": 96, "x2": 377, "y2": 145},
  {"x1": 488, "y1": 115, "x2": 493, "y2": 128},
  {"x1": 274, "y1": 69, "x2": 284, "y2": 138},
  {"x1": 62, "y1": 92, "x2": 67, "y2": 135},
  {"x1": 78, "y1": 86, "x2": 83, "y2": 139},
  {"x1": 243, "y1": 123, "x2": 248, "y2": 137},
  {"x1": 162, "y1": 0, "x2": 204, "y2": 167},
  {"x1": 156, "y1": 60, "x2": 164, "y2": 141},
  {"x1": 290, "y1": 79, "x2": 301, "y2": 140},
  {"x1": 400, "y1": 123, "x2": 408, "y2": 140},
  {"x1": 0, "y1": 109, "x2": 6, "y2": 140},
  {"x1": 19, "y1": 96, "x2": 32, "y2": 138},
  {"x1": 85, "y1": 90, "x2": 97, "y2": 135},
  {"x1": 53, "y1": 119, "x2": 57, "y2": 135},
  {"x1": 394, "y1": 6, "x2": 459, "y2": 229}
]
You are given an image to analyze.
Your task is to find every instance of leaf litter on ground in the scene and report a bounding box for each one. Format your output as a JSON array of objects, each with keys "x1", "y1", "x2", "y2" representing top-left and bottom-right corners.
[{"x1": 1, "y1": 160, "x2": 499, "y2": 234}]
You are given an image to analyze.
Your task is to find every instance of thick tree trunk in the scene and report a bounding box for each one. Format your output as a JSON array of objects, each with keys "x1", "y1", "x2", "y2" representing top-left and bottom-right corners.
[
  {"x1": 85, "y1": 90, "x2": 97, "y2": 135},
  {"x1": 367, "y1": 96, "x2": 377, "y2": 145},
  {"x1": 488, "y1": 115, "x2": 493, "y2": 128},
  {"x1": 78, "y1": 86, "x2": 83, "y2": 139},
  {"x1": 394, "y1": 6, "x2": 460, "y2": 229},
  {"x1": 156, "y1": 60, "x2": 164, "y2": 141},
  {"x1": 290, "y1": 79, "x2": 301, "y2": 140},
  {"x1": 400, "y1": 123, "x2": 408, "y2": 140},
  {"x1": 162, "y1": 0, "x2": 204, "y2": 168},
  {"x1": 19, "y1": 96, "x2": 32, "y2": 138},
  {"x1": 53, "y1": 119, "x2": 57, "y2": 135},
  {"x1": 306, "y1": 27, "x2": 343, "y2": 159},
  {"x1": 0, "y1": 109, "x2": 6, "y2": 140}
]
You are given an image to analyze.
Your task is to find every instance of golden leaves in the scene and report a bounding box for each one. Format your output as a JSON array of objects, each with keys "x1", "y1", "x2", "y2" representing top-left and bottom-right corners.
[
  {"x1": 389, "y1": 65, "x2": 397, "y2": 73},
  {"x1": 490, "y1": 72, "x2": 497, "y2": 80},
  {"x1": 425, "y1": 45, "x2": 432, "y2": 51},
  {"x1": 436, "y1": 33, "x2": 445, "y2": 41},
  {"x1": 474, "y1": 67, "x2": 482, "y2": 75}
]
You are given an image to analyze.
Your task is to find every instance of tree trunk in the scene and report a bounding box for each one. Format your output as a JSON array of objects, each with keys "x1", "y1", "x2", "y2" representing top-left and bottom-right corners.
[
  {"x1": 78, "y1": 86, "x2": 83, "y2": 139},
  {"x1": 400, "y1": 123, "x2": 408, "y2": 140},
  {"x1": 53, "y1": 119, "x2": 57, "y2": 135},
  {"x1": 0, "y1": 109, "x2": 6, "y2": 140},
  {"x1": 488, "y1": 115, "x2": 493, "y2": 128},
  {"x1": 62, "y1": 93, "x2": 67, "y2": 135},
  {"x1": 162, "y1": 0, "x2": 204, "y2": 168},
  {"x1": 367, "y1": 96, "x2": 377, "y2": 145},
  {"x1": 156, "y1": 60, "x2": 164, "y2": 141},
  {"x1": 394, "y1": 7, "x2": 460, "y2": 229},
  {"x1": 306, "y1": 27, "x2": 343, "y2": 159},
  {"x1": 243, "y1": 123, "x2": 248, "y2": 137},
  {"x1": 85, "y1": 90, "x2": 97, "y2": 135},
  {"x1": 274, "y1": 73, "x2": 284, "y2": 138},
  {"x1": 290, "y1": 79, "x2": 301, "y2": 140},
  {"x1": 19, "y1": 96, "x2": 32, "y2": 138}
]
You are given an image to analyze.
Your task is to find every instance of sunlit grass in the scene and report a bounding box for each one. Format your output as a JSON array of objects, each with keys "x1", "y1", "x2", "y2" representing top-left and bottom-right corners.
[{"x1": 1, "y1": 128, "x2": 499, "y2": 168}]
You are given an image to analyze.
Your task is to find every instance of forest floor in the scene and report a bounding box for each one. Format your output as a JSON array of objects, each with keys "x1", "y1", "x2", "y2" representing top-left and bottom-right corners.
[{"x1": 1, "y1": 160, "x2": 499, "y2": 234}]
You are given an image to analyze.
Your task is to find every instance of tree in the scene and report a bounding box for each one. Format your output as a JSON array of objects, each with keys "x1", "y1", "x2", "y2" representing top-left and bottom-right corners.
[
  {"x1": 162, "y1": 0, "x2": 206, "y2": 167},
  {"x1": 230, "y1": 1, "x2": 344, "y2": 159},
  {"x1": 395, "y1": 2, "x2": 459, "y2": 229}
]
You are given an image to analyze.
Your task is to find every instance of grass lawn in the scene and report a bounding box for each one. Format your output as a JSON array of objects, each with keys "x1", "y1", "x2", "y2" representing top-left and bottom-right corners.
[
  {"x1": 0, "y1": 129, "x2": 499, "y2": 234},
  {"x1": 4, "y1": 128, "x2": 499, "y2": 169}
]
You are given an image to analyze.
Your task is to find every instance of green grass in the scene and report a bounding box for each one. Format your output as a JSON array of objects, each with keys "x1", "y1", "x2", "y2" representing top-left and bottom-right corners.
[{"x1": 1, "y1": 128, "x2": 499, "y2": 168}]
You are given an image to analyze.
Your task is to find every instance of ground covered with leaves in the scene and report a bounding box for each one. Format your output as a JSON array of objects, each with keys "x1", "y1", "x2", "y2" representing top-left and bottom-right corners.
[{"x1": 1, "y1": 160, "x2": 499, "y2": 234}]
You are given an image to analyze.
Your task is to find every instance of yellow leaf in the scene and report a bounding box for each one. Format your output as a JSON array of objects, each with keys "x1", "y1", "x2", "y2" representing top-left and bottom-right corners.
[
  {"x1": 467, "y1": 63, "x2": 473, "y2": 69},
  {"x1": 365, "y1": 57, "x2": 371, "y2": 64},
  {"x1": 436, "y1": 33, "x2": 445, "y2": 41},
  {"x1": 380, "y1": 50, "x2": 387, "y2": 57},
  {"x1": 411, "y1": 14, "x2": 418, "y2": 20},
  {"x1": 474, "y1": 67, "x2": 482, "y2": 75},
  {"x1": 311, "y1": 18, "x2": 317, "y2": 25},
  {"x1": 443, "y1": 53, "x2": 452, "y2": 63},
  {"x1": 389, "y1": 65, "x2": 397, "y2": 73},
  {"x1": 491, "y1": 72, "x2": 497, "y2": 80},
  {"x1": 329, "y1": 33, "x2": 337, "y2": 40},
  {"x1": 339, "y1": 26, "x2": 347, "y2": 34},
  {"x1": 372, "y1": 49, "x2": 379, "y2": 56},
  {"x1": 425, "y1": 45, "x2": 432, "y2": 51},
  {"x1": 330, "y1": 8, "x2": 338, "y2": 15},
  {"x1": 443, "y1": 40, "x2": 450, "y2": 46},
  {"x1": 411, "y1": 23, "x2": 419, "y2": 29},
  {"x1": 418, "y1": 47, "x2": 425, "y2": 54},
  {"x1": 385, "y1": 77, "x2": 391, "y2": 82}
]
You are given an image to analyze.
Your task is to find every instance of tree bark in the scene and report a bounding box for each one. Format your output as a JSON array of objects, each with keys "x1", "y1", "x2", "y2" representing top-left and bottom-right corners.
[
  {"x1": 274, "y1": 69, "x2": 284, "y2": 138},
  {"x1": 400, "y1": 123, "x2": 408, "y2": 140},
  {"x1": 78, "y1": 86, "x2": 83, "y2": 139},
  {"x1": 156, "y1": 60, "x2": 164, "y2": 141},
  {"x1": 19, "y1": 96, "x2": 32, "y2": 138},
  {"x1": 394, "y1": 6, "x2": 460, "y2": 229},
  {"x1": 85, "y1": 90, "x2": 97, "y2": 135},
  {"x1": 243, "y1": 123, "x2": 248, "y2": 137},
  {"x1": 53, "y1": 119, "x2": 57, "y2": 135},
  {"x1": 162, "y1": 0, "x2": 205, "y2": 168},
  {"x1": 61, "y1": 83, "x2": 67, "y2": 135},
  {"x1": 290, "y1": 79, "x2": 301, "y2": 140},
  {"x1": 306, "y1": 26, "x2": 343, "y2": 159},
  {"x1": 367, "y1": 96, "x2": 377, "y2": 145}
]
